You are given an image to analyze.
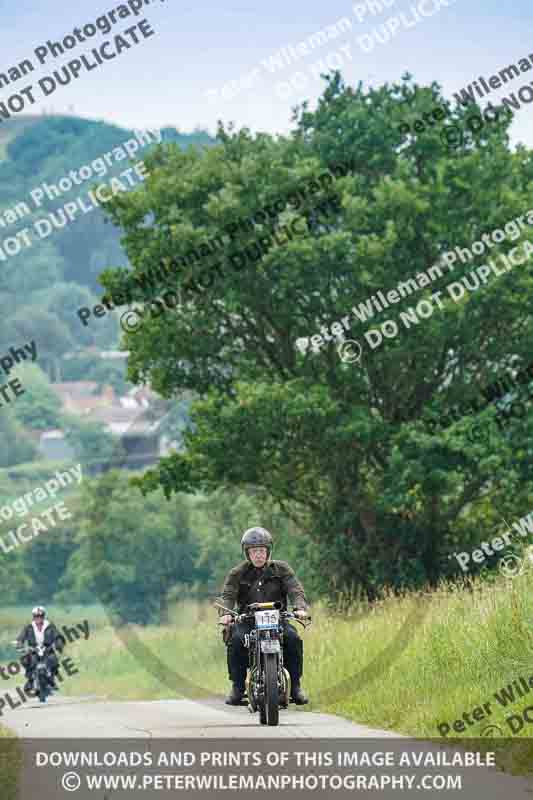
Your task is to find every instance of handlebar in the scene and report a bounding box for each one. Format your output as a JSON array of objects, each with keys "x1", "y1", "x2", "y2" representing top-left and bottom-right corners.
[
  {"x1": 214, "y1": 603, "x2": 311, "y2": 628},
  {"x1": 12, "y1": 642, "x2": 53, "y2": 655}
]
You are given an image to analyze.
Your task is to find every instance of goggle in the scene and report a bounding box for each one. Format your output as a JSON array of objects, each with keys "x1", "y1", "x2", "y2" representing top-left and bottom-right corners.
[{"x1": 33, "y1": 613, "x2": 44, "y2": 618}]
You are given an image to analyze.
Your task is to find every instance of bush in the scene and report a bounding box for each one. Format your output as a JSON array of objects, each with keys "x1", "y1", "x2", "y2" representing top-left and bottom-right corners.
[
  {"x1": 10, "y1": 363, "x2": 62, "y2": 431},
  {"x1": 0, "y1": 410, "x2": 36, "y2": 468}
]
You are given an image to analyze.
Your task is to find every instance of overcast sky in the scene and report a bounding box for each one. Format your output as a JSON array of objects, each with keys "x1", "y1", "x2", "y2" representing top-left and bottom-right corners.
[{"x1": 3, "y1": 0, "x2": 532, "y2": 146}]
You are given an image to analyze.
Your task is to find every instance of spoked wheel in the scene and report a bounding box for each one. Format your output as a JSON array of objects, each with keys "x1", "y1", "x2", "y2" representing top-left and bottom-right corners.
[
  {"x1": 279, "y1": 668, "x2": 290, "y2": 708},
  {"x1": 263, "y1": 653, "x2": 279, "y2": 726}
]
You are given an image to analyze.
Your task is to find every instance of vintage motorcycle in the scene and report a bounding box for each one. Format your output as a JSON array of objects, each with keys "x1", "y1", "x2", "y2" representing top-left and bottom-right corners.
[
  {"x1": 15, "y1": 643, "x2": 55, "y2": 703},
  {"x1": 216, "y1": 600, "x2": 310, "y2": 726}
]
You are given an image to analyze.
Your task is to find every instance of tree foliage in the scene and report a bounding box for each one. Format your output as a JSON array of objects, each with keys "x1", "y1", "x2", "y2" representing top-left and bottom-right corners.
[{"x1": 99, "y1": 73, "x2": 533, "y2": 597}]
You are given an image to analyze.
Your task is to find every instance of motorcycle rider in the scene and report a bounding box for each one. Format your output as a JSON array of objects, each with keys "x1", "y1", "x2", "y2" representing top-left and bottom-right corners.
[
  {"x1": 16, "y1": 606, "x2": 64, "y2": 692},
  {"x1": 219, "y1": 527, "x2": 310, "y2": 706}
]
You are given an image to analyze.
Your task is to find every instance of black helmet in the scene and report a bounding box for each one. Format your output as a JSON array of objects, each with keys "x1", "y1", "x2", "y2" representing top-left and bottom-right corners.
[{"x1": 241, "y1": 527, "x2": 273, "y2": 561}]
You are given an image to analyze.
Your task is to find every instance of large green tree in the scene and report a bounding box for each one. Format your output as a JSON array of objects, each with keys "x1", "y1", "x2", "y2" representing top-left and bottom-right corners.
[{"x1": 100, "y1": 74, "x2": 533, "y2": 596}]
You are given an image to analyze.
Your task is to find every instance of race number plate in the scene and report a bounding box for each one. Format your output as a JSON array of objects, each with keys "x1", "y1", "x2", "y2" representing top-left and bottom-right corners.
[
  {"x1": 255, "y1": 610, "x2": 279, "y2": 629},
  {"x1": 261, "y1": 640, "x2": 281, "y2": 653}
]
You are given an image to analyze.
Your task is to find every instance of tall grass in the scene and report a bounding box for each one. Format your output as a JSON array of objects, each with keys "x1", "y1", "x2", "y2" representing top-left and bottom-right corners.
[{"x1": 39, "y1": 573, "x2": 533, "y2": 738}]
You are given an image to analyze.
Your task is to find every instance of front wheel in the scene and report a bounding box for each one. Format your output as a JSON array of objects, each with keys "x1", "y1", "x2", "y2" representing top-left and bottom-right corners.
[
  {"x1": 263, "y1": 653, "x2": 279, "y2": 726},
  {"x1": 38, "y1": 671, "x2": 48, "y2": 703}
]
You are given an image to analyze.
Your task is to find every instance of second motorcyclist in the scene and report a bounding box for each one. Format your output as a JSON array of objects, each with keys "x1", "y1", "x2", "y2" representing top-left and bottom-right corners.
[{"x1": 16, "y1": 606, "x2": 64, "y2": 691}]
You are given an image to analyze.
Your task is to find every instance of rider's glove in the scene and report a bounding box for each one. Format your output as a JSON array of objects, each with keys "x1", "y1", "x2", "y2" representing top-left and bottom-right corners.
[
  {"x1": 293, "y1": 609, "x2": 308, "y2": 619},
  {"x1": 220, "y1": 614, "x2": 234, "y2": 625}
]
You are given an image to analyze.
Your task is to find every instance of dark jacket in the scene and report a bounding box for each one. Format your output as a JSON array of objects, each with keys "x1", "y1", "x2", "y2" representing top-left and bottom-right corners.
[
  {"x1": 219, "y1": 559, "x2": 308, "y2": 616},
  {"x1": 16, "y1": 622, "x2": 64, "y2": 651}
]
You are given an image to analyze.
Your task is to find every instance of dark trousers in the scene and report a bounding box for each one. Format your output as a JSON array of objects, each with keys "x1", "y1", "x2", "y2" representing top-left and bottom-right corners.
[
  {"x1": 227, "y1": 622, "x2": 303, "y2": 689},
  {"x1": 21, "y1": 651, "x2": 59, "y2": 680}
]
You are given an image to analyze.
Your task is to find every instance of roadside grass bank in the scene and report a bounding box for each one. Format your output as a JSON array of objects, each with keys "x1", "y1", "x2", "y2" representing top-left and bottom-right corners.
[{"x1": 59, "y1": 577, "x2": 532, "y2": 750}]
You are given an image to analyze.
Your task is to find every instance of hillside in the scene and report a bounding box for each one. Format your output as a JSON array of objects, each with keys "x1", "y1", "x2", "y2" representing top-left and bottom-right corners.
[
  {"x1": 0, "y1": 115, "x2": 45, "y2": 158},
  {"x1": 0, "y1": 113, "x2": 214, "y2": 385}
]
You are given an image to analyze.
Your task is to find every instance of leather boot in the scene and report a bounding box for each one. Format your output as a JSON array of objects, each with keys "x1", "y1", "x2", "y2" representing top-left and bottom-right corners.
[
  {"x1": 291, "y1": 683, "x2": 309, "y2": 705},
  {"x1": 225, "y1": 684, "x2": 246, "y2": 705}
]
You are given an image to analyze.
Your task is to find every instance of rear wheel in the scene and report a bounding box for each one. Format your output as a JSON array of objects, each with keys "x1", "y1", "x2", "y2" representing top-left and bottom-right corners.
[{"x1": 263, "y1": 653, "x2": 279, "y2": 726}]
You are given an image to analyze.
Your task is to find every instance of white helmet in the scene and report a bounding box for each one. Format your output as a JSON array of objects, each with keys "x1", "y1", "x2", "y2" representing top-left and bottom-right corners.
[{"x1": 32, "y1": 606, "x2": 46, "y2": 618}]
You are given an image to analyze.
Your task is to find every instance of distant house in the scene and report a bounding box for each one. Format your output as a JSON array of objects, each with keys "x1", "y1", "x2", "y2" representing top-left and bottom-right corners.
[
  {"x1": 87, "y1": 406, "x2": 162, "y2": 471},
  {"x1": 39, "y1": 380, "x2": 171, "y2": 472},
  {"x1": 49, "y1": 382, "x2": 115, "y2": 415},
  {"x1": 63, "y1": 348, "x2": 129, "y2": 361},
  {"x1": 38, "y1": 429, "x2": 76, "y2": 462}
]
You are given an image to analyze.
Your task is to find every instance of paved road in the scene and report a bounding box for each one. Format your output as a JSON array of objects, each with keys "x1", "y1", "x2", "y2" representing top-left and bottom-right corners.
[
  {"x1": 4, "y1": 696, "x2": 533, "y2": 800},
  {"x1": 5, "y1": 694, "x2": 400, "y2": 738}
]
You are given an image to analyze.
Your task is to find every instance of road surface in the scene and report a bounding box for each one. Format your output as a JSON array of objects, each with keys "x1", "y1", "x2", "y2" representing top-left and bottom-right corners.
[
  {"x1": 5, "y1": 694, "x2": 399, "y2": 738},
  {"x1": 4, "y1": 695, "x2": 532, "y2": 799}
]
